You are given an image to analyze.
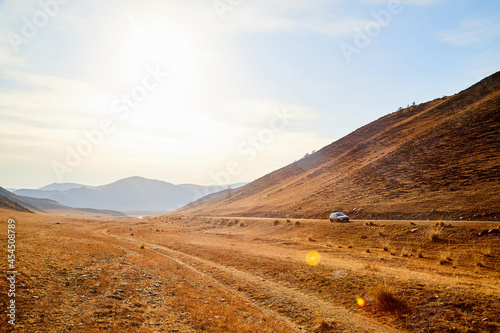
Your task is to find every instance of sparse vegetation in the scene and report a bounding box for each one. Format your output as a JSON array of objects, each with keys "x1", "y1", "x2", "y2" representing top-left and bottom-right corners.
[
  {"x1": 429, "y1": 227, "x2": 443, "y2": 242},
  {"x1": 273, "y1": 220, "x2": 280, "y2": 226},
  {"x1": 372, "y1": 284, "x2": 407, "y2": 313},
  {"x1": 2, "y1": 211, "x2": 499, "y2": 333},
  {"x1": 438, "y1": 252, "x2": 452, "y2": 265}
]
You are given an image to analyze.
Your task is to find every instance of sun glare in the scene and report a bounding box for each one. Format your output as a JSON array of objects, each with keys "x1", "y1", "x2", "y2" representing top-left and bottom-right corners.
[
  {"x1": 124, "y1": 22, "x2": 199, "y2": 98},
  {"x1": 306, "y1": 250, "x2": 321, "y2": 266}
]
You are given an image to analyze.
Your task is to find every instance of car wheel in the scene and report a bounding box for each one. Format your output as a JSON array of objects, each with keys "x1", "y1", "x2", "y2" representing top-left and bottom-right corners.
[{"x1": 330, "y1": 218, "x2": 334, "y2": 222}]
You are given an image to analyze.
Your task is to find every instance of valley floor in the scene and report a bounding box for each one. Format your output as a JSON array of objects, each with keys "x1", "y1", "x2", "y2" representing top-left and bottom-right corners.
[{"x1": 0, "y1": 210, "x2": 499, "y2": 332}]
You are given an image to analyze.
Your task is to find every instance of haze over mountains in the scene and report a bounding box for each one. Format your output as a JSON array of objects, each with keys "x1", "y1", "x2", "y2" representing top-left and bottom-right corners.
[
  {"x1": 13, "y1": 176, "x2": 245, "y2": 215},
  {"x1": 179, "y1": 72, "x2": 500, "y2": 221},
  {"x1": 0, "y1": 186, "x2": 126, "y2": 217}
]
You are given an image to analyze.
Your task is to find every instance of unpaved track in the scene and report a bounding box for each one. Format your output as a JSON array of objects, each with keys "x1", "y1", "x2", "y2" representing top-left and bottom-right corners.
[{"x1": 96, "y1": 228, "x2": 402, "y2": 333}]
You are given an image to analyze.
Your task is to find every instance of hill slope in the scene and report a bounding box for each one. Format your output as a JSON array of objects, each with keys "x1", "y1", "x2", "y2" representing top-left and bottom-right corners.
[
  {"x1": 0, "y1": 189, "x2": 34, "y2": 213},
  {"x1": 19, "y1": 196, "x2": 127, "y2": 218},
  {"x1": 0, "y1": 187, "x2": 40, "y2": 213},
  {"x1": 178, "y1": 72, "x2": 500, "y2": 221}
]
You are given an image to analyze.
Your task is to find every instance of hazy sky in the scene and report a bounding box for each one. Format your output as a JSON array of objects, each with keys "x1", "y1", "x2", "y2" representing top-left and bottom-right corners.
[{"x1": 1, "y1": 0, "x2": 499, "y2": 189}]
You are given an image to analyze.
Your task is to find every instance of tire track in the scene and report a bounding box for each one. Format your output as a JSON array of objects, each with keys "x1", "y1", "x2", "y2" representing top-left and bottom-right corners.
[{"x1": 96, "y1": 228, "x2": 402, "y2": 333}]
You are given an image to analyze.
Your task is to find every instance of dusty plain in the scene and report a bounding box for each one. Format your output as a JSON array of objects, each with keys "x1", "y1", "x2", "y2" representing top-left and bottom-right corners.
[{"x1": 1, "y1": 210, "x2": 499, "y2": 332}]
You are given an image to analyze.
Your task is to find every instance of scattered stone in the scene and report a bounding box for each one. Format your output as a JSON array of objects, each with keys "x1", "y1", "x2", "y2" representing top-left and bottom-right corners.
[{"x1": 409, "y1": 228, "x2": 418, "y2": 233}]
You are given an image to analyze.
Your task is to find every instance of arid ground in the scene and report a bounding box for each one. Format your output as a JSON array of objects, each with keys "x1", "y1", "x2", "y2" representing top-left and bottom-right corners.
[{"x1": 1, "y1": 210, "x2": 499, "y2": 332}]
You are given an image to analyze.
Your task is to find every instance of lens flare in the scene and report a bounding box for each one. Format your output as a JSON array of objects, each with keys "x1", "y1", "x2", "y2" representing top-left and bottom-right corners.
[
  {"x1": 306, "y1": 251, "x2": 321, "y2": 266},
  {"x1": 357, "y1": 297, "x2": 366, "y2": 307}
]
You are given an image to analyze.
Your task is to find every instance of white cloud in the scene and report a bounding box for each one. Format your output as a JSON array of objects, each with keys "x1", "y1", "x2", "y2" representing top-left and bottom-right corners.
[{"x1": 437, "y1": 18, "x2": 500, "y2": 46}]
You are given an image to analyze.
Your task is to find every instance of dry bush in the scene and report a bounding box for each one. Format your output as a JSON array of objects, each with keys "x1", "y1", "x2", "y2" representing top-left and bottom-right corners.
[
  {"x1": 273, "y1": 220, "x2": 280, "y2": 226},
  {"x1": 400, "y1": 246, "x2": 411, "y2": 257},
  {"x1": 140, "y1": 242, "x2": 145, "y2": 249},
  {"x1": 438, "y1": 252, "x2": 452, "y2": 265},
  {"x1": 365, "y1": 263, "x2": 379, "y2": 271},
  {"x1": 295, "y1": 221, "x2": 301, "y2": 226},
  {"x1": 307, "y1": 236, "x2": 315, "y2": 242},
  {"x1": 372, "y1": 284, "x2": 407, "y2": 313},
  {"x1": 429, "y1": 227, "x2": 443, "y2": 242}
]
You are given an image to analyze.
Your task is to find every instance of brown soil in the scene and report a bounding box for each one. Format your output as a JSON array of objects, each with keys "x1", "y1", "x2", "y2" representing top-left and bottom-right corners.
[{"x1": 1, "y1": 210, "x2": 499, "y2": 332}]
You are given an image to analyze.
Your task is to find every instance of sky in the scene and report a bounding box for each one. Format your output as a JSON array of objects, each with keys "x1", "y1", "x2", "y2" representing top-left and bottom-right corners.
[{"x1": 0, "y1": 0, "x2": 499, "y2": 189}]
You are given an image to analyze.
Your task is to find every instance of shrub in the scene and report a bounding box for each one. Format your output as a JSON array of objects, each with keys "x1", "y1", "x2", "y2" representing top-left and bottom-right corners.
[
  {"x1": 140, "y1": 243, "x2": 145, "y2": 249},
  {"x1": 438, "y1": 252, "x2": 452, "y2": 265},
  {"x1": 373, "y1": 284, "x2": 407, "y2": 313},
  {"x1": 429, "y1": 227, "x2": 442, "y2": 242},
  {"x1": 273, "y1": 220, "x2": 280, "y2": 226}
]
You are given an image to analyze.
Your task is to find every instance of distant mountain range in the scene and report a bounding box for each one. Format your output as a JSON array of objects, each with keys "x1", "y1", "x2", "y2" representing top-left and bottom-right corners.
[
  {"x1": 179, "y1": 71, "x2": 500, "y2": 221},
  {"x1": 0, "y1": 186, "x2": 125, "y2": 217},
  {"x1": 13, "y1": 176, "x2": 245, "y2": 215}
]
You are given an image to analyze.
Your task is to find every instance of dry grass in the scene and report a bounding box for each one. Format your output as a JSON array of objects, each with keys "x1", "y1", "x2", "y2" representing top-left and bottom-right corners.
[
  {"x1": 438, "y1": 252, "x2": 452, "y2": 265},
  {"x1": 429, "y1": 227, "x2": 443, "y2": 242},
  {"x1": 3, "y1": 211, "x2": 499, "y2": 333},
  {"x1": 372, "y1": 284, "x2": 407, "y2": 314}
]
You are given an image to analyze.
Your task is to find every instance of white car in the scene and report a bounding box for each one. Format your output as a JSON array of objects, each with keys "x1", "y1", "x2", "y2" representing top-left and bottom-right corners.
[{"x1": 329, "y1": 212, "x2": 349, "y2": 222}]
